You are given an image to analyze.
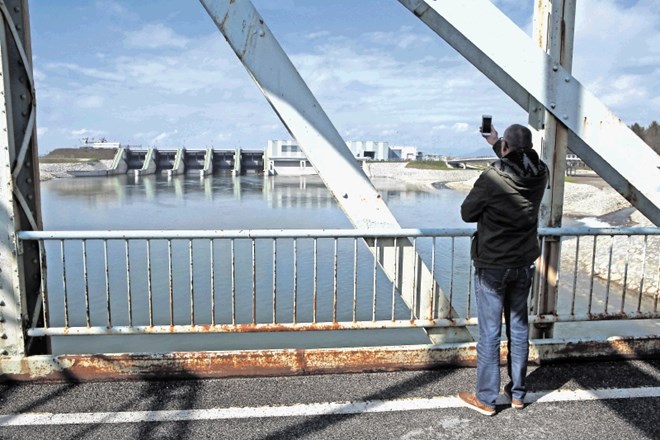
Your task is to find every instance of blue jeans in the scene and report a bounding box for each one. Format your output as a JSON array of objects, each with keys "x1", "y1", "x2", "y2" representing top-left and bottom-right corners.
[{"x1": 474, "y1": 265, "x2": 534, "y2": 407}]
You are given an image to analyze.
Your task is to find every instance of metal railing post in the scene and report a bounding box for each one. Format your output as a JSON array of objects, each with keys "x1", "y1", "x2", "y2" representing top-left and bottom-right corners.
[{"x1": 0, "y1": 0, "x2": 46, "y2": 357}]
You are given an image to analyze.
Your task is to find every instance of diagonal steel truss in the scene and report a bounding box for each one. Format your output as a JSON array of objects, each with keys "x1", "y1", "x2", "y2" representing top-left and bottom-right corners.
[
  {"x1": 398, "y1": 0, "x2": 659, "y2": 225},
  {"x1": 199, "y1": 0, "x2": 474, "y2": 344},
  {"x1": 198, "y1": 0, "x2": 659, "y2": 345}
]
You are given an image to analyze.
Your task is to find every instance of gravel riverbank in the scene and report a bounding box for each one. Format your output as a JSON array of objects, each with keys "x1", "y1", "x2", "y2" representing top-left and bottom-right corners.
[
  {"x1": 363, "y1": 162, "x2": 652, "y2": 224},
  {"x1": 39, "y1": 160, "x2": 114, "y2": 180}
]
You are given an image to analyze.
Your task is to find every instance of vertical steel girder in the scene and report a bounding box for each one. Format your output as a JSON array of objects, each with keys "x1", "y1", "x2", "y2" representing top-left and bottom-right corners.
[
  {"x1": 534, "y1": 0, "x2": 575, "y2": 225},
  {"x1": 398, "y1": 0, "x2": 660, "y2": 225},
  {"x1": 0, "y1": 0, "x2": 45, "y2": 357},
  {"x1": 199, "y1": 0, "x2": 472, "y2": 343},
  {"x1": 530, "y1": 0, "x2": 576, "y2": 339}
]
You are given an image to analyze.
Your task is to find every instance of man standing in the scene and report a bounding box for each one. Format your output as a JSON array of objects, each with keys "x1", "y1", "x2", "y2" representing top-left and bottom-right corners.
[{"x1": 458, "y1": 123, "x2": 548, "y2": 415}]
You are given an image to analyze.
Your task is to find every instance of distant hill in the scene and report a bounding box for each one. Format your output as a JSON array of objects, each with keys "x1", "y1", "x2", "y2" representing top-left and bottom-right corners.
[
  {"x1": 450, "y1": 146, "x2": 494, "y2": 159},
  {"x1": 41, "y1": 147, "x2": 117, "y2": 162}
]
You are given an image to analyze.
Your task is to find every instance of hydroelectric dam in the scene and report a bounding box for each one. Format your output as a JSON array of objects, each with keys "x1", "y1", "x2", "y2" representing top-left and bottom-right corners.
[{"x1": 71, "y1": 147, "x2": 266, "y2": 177}]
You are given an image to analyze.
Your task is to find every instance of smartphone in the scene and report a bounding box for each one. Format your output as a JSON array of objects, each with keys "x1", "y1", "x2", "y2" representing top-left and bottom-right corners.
[{"x1": 481, "y1": 115, "x2": 492, "y2": 136}]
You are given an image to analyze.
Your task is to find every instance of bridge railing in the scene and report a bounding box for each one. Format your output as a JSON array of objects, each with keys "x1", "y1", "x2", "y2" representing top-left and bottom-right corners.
[{"x1": 17, "y1": 227, "x2": 659, "y2": 340}]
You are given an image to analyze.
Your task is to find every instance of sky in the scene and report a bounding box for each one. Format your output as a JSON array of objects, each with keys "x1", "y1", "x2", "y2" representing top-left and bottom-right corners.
[{"x1": 29, "y1": 0, "x2": 659, "y2": 156}]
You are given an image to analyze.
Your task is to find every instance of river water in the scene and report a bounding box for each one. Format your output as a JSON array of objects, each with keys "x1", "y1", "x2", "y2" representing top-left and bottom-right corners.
[
  {"x1": 40, "y1": 173, "x2": 655, "y2": 355},
  {"x1": 41, "y1": 173, "x2": 472, "y2": 354}
]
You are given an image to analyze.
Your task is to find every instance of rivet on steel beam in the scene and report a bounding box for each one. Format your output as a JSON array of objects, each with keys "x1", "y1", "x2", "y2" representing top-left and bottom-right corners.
[
  {"x1": 343, "y1": 193, "x2": 348, "y2": 199},
  {"x1": 0, "y1": 334, "x2": 7, "y2": 340},
  {"x1": 1, "y1": 350, "x2": 8, "y2": 356},
  {"x1": 14, "y1": 7, "x2": 20, "y2": 13},
  {"x1": 550, "y1": 103, "x2": 556, "y2": 109},
  {"x1": 15, "y1": 25, "x2": 21, "y2": 31},
  {"x1": 563, "y1": 115, "x2": 568, "y2": 120},
  {"x1": 565, "y1": 77, "x2": 570, "y2": 82},
  {"x1": 20, "y1": 94, "x2": 26, "y2": 100},
  {"x1": 552, "y1": 65, "x2": 558, "y2": 72},
  {"x1": 259, "y1": 30, "x2": 265, "y2": 37}
]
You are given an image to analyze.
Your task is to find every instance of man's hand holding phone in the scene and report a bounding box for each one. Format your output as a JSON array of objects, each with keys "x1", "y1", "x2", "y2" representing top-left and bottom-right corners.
[{"x1": 480, "y1": 115, "x2": 499, "y2": 145}]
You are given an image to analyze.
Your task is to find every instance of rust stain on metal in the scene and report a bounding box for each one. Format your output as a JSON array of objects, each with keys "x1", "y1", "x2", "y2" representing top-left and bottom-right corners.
[
  {"x1": 535, "y1": 0, "x2": 547, "y2": 49},
  {"x1": 2, "y1": 337, "x2": 658, "y2": 382}
]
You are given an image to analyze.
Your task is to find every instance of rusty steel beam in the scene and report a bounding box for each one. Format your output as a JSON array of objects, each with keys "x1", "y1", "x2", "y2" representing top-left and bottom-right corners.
[{"x1": 1, "y1": 336, "x2": 658, "y2": 382}]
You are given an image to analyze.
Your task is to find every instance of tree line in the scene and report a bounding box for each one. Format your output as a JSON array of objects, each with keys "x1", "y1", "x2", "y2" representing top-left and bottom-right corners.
[{"x1": 630, "y1": 121, "x2": 660, "y2": 155}]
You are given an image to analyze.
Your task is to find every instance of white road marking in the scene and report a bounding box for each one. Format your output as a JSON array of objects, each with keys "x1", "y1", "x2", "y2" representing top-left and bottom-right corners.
[{"x1": 0, "y1": 386, "x2": 658, "y2": 426}]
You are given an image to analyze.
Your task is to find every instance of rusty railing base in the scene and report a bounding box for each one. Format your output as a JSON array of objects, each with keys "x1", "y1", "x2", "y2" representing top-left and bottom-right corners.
[{"x1": 1, "y1": 335, "x2": 658, "y2": 382}]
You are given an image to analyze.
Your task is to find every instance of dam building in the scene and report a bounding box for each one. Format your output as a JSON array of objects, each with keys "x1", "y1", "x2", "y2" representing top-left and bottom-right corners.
[
  {"x1": 74, "y1": 140, "x2": 419, "y2": 178},
  {"x1": 75, "y1": 146, "x2": 266, "y2": 178},
  {"x1": 264, "y1": 139, "x2": 418, "y2": 175}
]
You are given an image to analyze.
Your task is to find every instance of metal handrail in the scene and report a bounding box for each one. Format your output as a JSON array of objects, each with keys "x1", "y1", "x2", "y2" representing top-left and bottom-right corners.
[
  {"x1": 17, "y1": 226, "x2": 660, "y2": 240},
  {"x1": 17, "y1": 227, "x2": 660, "y2": 339}
]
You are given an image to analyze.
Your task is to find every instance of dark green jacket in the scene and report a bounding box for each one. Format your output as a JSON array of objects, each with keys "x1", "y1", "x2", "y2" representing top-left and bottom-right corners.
[{"x1": 461, "y1": 146, "x2": 548, "y2": 268}]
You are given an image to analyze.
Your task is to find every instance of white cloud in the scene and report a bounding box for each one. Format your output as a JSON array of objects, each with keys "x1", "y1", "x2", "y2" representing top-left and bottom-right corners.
[
  {"x1": 452, "y1": 123, "x2": 470, "y2": 132},
  {"x1": 573, "y1": 0, "x2": 659, "y2": 124},
  {"x1": 45, "y1": 62, "x2": 125, "y2": 82},
  {"x1": 305, "y1": 31, "x2": 330, "y2": 40},
  {"x1": 365, "y1": 27, "x2": 433, "y2": 49},
  {"x1": 97, "y1": 0, "x2": 131, "y2": 18},
  {"x1": 77, "y1": 95, "x2": 104, "y2": 108},
  {"x1": 124, "y1": 24, "x2": 189, "y2": 50},
  {"x1": 30, "y1": 0, "x2": 658, "y2": 155},
  {"x1": 68, "y1": 128, "x2": 106, "y2": 140},
  {"x1": 150, "y1": 131, "x2": 175, "y2": 145}
]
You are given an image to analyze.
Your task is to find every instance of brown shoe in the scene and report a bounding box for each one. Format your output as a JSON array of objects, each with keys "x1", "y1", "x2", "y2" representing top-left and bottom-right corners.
[
  {"x1": 503, "y1": 385, "x2": 525, "y2": 409},
  {"x1": 510, "y1": 398, "x2": 524, "y2": 409},
  {"x1": 457, "y1": 392, "x2": 496, "y2": 416}
]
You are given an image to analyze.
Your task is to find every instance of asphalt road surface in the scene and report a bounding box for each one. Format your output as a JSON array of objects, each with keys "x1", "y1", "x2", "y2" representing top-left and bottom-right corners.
[{"x1": 1, "y1": 359, "x2": 659, "y2": 439}]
